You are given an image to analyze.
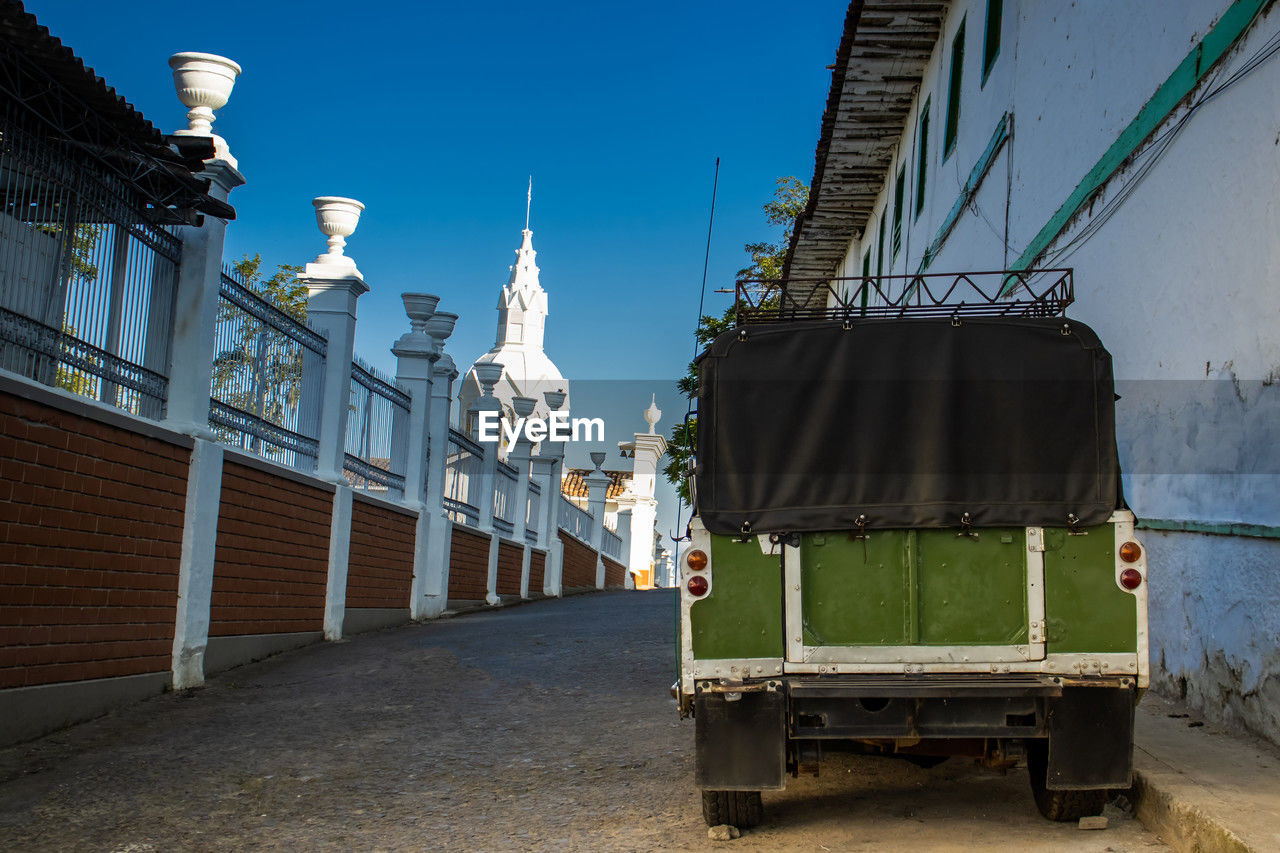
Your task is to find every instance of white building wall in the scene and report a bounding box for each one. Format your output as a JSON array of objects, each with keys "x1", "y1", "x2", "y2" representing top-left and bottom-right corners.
[
  {"x1": 829, "y1": 0, "x2": 1280, "y2": 743},
  {"x1": 853, "y1": 0, "x2": 1252, "y2": 280}
]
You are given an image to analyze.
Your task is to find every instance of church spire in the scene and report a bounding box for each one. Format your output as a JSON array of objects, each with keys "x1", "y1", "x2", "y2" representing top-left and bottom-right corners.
[
  {"x1": 458, "y1": 181, "x2": 566, "y2": 437},
  {"x1": 506, "y1": 224, "x2": 541, "y2": 294},
  {"x1": 507, "y1": 178, "x2": 541, "y2": 295},
  {"x1": 495, "y1": 185, "x2": 548, "y2": 349}
]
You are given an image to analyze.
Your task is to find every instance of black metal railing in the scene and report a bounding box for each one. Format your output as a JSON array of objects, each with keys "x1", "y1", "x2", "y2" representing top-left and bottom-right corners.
[
  {"x1": 211, "y1": 265, "x2": 327, "y2": 467},
  {"x1": 0, "y1": 96, "x2": 182, "y2": 418},
  {"x1": 733, "y1": 269, "x2": 1073, "y2": 325},
  {"x1": 343, "y1": 359, "x2": 410, "y2": 496}
]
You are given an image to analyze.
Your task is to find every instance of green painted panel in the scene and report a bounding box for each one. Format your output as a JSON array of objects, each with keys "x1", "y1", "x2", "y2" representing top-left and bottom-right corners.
[
  {"x1": 800, "y1": 531, "x2": 911, "y2": 646},
  {"x1": 1043, "y1": 526, "x2": 1137, "y2": 653},
  {"x1": 690, "y1": 535, "x2": 783, "y2": 659},
  {"x1": 917, "y1": 529, "x2": 1028, "y2": 645}
]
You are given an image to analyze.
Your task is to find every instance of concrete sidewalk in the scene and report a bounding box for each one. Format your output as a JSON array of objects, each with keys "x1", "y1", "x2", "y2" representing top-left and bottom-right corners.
[{"x1": 1131, "y1": 693, "x2": 1280, "y2": 852}]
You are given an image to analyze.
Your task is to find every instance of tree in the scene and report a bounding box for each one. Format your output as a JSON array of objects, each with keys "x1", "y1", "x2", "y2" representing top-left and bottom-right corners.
[
  {"x1": 663, "y1": 177, "x2": 809, "y2": 505},
  {"x1": 210, "y1": 254, "x2": 307, "y2": 454},
  {"x1": 738, "y1": 176, "x2": 809, "y2": 282}
]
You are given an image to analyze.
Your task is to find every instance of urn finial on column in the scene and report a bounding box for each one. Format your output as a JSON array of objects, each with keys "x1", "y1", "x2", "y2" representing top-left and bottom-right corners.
[
  {"x1": 474, "y1": 362, "x2": 504, "y2": 400},
  {"x1": 512, "y1": 396, "x2": 537, "y2": 419},
  {"x1": 312, "y1": 197, "x2": 365, "y2": 268},
  {"x1": 393, "y1": 293, "x2": 440, "y2": 357},
  {"x1": 169, "y1": 52, "x2": 241, "y2": 136},
  {"x1": 425, "y1": 312, "x2": 458, "y2": 357}
]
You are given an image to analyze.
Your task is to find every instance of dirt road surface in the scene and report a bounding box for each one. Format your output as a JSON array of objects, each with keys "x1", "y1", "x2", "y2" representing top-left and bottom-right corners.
[{"x1": 0, "y1": 590, "x2": 1167, "y2": 851}]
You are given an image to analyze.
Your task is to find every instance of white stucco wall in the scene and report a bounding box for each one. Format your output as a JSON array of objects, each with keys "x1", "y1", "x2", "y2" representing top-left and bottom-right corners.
[{"x1": 825, "y1": 0, "x2": 1280, "y2": 743}]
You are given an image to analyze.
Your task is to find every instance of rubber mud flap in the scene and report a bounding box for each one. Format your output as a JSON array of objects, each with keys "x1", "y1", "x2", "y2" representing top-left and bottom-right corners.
[
  {"x1": 695, "y1": 690, "x2": 786, "y2": 790},
  {"x1": 1045, "y1": 686, "x2": 1135, "y2": 789}
]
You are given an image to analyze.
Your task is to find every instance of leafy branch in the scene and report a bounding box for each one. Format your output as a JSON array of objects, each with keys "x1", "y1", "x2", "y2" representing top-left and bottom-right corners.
[{"x1": 664, "y1": 177, "x2": 809, "y2": 504}]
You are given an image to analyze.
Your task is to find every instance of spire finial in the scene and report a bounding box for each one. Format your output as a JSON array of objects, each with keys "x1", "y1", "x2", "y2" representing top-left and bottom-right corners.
[
  {"x1": 525, "y1": 176, "x2": 532, "y2": 231},
  {"x1": 644, "y1": 393, "x2": 662, "y2": 435}
]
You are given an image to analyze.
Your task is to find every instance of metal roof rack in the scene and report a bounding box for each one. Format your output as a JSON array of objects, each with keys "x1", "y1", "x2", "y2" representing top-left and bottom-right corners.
[{"x1": 733, "y1": 269, "x2": 1073, "y2": 325}]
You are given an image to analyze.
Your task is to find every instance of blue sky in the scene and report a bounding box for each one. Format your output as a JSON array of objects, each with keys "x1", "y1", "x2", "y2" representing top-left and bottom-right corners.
[{"x1": 27, "y1": 0, "x2": 847, "y2": 543}]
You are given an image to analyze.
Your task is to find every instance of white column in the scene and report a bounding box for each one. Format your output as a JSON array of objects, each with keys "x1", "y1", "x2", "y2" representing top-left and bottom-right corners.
[
  {"x1": 615, "y1": 508, "x2": 636, "y2": 590},
  {"x1": 537, "y1": 390, "x2": 568, "y2": 595},
  {"x1": 393, "y1": 295, "x2": 444, "y2": 619},
  {"x1": 297, "y1": 197, "x2": 369, "y2": 482},
  {"x1": 164, "y1": 166, "x2": 244, "y2": 433},
  {"x1": 171, "y1": 438, "x2": 223, "y2": 689},
  {"x1": 470, "y1": 362, "x2": 504, "y2": 532},
  {"x1": 391, "y1": 294, "x2": 440, "y2": 506},
  {"x1": 164, "y1": 52, "x2": 244, "y2": 434},
  {"x1": 323, "y1": 485, "x2": 354, "y2": 640},
  {"x1": 519, "y1": 543, "x2": 534, "y2": 599},
  {"x1": 507, "y1": 396, "x2": 537, "y2": 599},
  {"x1": 165, "y1": 55, "x2": 240, "y2": 688},
  {"x1": 508, "y1": 396, "x2": 537, "y2": 541},
  {"x1": 627, "y1": 396, "x2": 667, "y2": 589},
  {"x1": 420, "y1": 316, "x2": 459, "y2": 618},
  {"x1": 583, "y1": 452, "x2": 611, "y2": 589},
  {"x1": 468, "y1": 363, "x2": 504, "y2": 606}
]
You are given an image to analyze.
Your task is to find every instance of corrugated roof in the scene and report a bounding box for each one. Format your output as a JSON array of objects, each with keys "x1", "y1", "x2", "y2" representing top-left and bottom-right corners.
[
  {"x1": 561, "y1": 469, "x2": 632, "y2": 500},
  {"x1": 0, "y1": 0, "x2": 232, "y2": 221},
  {"x1": 0, "y1": 0, "x2": 168, "y2": 147},
  {"x1": 783, "y1": 0, "x2": 949, "y2": 300}
]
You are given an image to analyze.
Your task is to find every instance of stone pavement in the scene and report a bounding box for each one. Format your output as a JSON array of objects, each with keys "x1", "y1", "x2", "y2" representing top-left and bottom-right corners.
[{"x1": 0, "y1": 590, "x2": 1268, "y2": 850}]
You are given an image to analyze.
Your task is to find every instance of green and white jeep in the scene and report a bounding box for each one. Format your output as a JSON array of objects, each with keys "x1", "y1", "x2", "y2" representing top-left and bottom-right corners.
[{"x1": 675, "y1": 271, "x2": 1148, "y2": 827}]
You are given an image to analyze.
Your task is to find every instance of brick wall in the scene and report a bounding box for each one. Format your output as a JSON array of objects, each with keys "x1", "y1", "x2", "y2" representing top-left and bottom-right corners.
[
  {"x1": 559, "y1": 531, "x2": 598, "y2": 590},
  {"x1": 346, "y1": 498, "x2": 416, "y2": 610},
  {"x1": 528, "y1": 549, "x2": 546, "y2": 596},
  {"x1": 209, "y1": 461, "x2": 331, "y2": 636},
  {"x1": 0, "y1": 392, "x2": 188, "y2": 688},
  {"x1": 448, "y1": 526, "x2": 489, "y2": 600},
  {"x1": 602, "y1": 556, "x2": 627, "y2": 589},
  {"x1": 495, "y1": 541, "x2": 523, "y2": 596}
]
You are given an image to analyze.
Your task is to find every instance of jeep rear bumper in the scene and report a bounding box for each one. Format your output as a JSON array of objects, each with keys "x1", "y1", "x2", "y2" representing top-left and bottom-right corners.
[{"x1": 694, "y1": 676, "x2": 1135, "y2": 791}]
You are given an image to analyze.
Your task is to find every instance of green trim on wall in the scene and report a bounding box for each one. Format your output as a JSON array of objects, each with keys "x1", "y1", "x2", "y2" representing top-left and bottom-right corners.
[
  {"x1": 1008, "y1": 0, "x2": 1272, "y2": 278},
  {"x1": 918, "y1": 112, "x2": 1010, "y2": 273},
  {"x1": 1138, "y1": 518, "x2": 1280, "y2": 541}
]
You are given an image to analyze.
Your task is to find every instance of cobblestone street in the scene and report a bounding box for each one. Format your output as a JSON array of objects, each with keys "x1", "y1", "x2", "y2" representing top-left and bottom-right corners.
[{"x1": 1, "y1": 592, "x2": 1165, "y2": 851}]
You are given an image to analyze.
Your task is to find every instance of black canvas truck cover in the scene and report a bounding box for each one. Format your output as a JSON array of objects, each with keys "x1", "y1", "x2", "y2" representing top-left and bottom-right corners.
[{"x1": 694, "y1": 317, "x2": 1121, "y2": 536}]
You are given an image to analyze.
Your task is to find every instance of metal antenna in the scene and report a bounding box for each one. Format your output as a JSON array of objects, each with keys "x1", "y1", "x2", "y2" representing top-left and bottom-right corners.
[
  {"x1": 525, "y1": 176, "x2": 532, "y2": 230},
  {"x1": 672, "y1": 157, "x2": 720, "y2": 544}
]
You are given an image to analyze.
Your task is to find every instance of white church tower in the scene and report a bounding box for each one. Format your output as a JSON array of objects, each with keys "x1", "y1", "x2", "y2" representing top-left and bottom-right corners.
[{"x1": 458, "y1": 183, "x2": 567, "y2": 436}]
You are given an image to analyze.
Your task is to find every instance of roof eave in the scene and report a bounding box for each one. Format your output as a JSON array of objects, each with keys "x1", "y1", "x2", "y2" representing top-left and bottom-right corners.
[{"x1": 782, "y1": 1, "x2": 949, "y2": 290}]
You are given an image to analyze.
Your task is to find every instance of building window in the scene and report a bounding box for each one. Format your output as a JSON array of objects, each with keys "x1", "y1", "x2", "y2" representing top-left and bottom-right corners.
[
  {"x1": 983, "y1": 0, "x2": 1002, "y2": 84},
  {"x1": 877, "y1": 215, "x2": 885, "y2": 278},
  {"x1": 945, "y1": 19, "x2": 965, "y2": 158},
  {"x1": 892, "y1": 167, "x2": 905, "y2": 259},
  {"x1": 916, "y1": 99, "x2": 930, "y2": 219},
  {"x1": 861, "y1": 245, "x2": 872, "y2": 311}
]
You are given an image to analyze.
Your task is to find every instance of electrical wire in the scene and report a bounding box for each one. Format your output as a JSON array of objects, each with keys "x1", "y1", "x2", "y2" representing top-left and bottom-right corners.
[{"x1": 1039, "y1": 12, "x2": 1280, "y2": 269}]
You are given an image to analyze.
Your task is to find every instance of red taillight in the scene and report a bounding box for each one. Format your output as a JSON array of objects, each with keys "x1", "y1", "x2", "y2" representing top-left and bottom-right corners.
[
  {"x1": 1120, "y1": 568, "x2": 1143, "y2": 590},
  {"x1": 687, "y1": 575, "x2": 709, "y2": 597},
  {"x1": 1119, "y1": 541, "x2": 1142, "y2": 563},
  {"x1": 686, "y1": 549, "x2": 708, "y2": 571}
]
